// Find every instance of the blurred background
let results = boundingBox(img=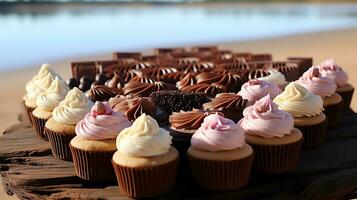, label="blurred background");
[1,0,357,199]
